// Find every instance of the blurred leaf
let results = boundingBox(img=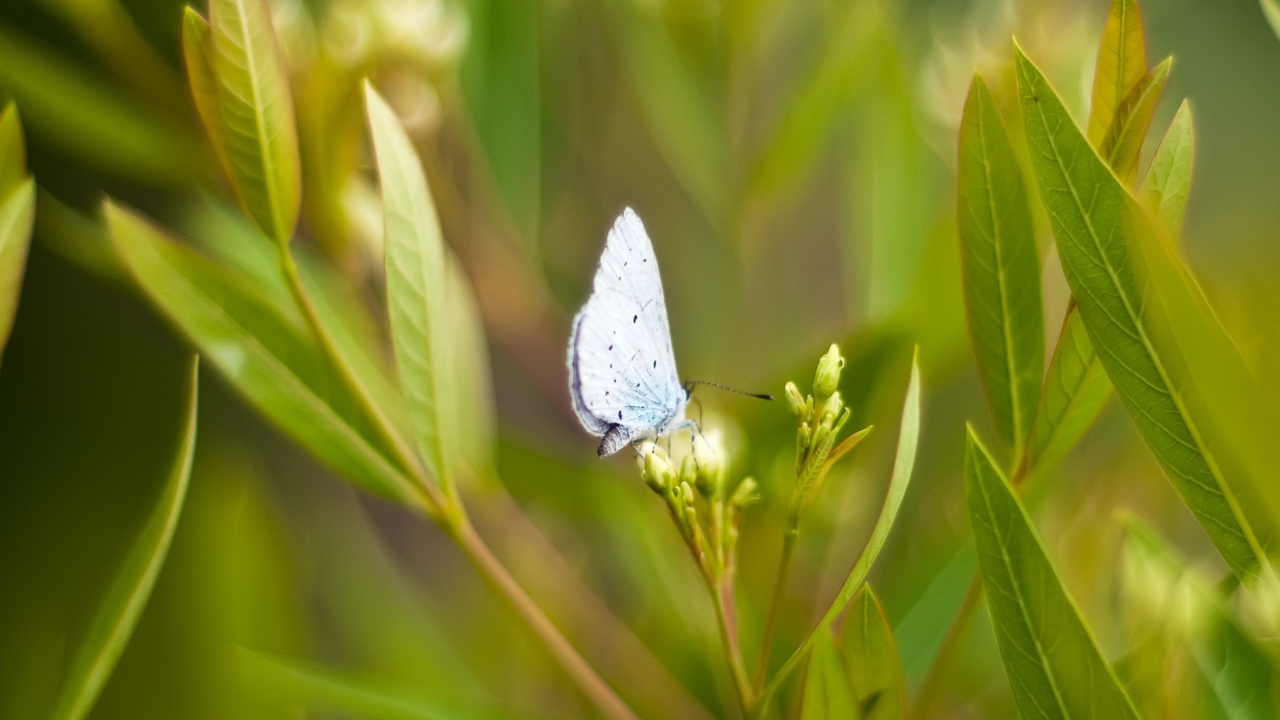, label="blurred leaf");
[238,650,517,720]
[461,0,540,247]
[614,3,726,222]
[1024,307,1111,478]
[801,631,858,720]
[1139,100,1194,239]
[0,103,24,200]
[1263,0,1280,41]
[183,8,234,185]
[957,75,1044,457]
[106,201,421,504]
[1014,45,1266,582]
[34,189,125,282]
[0,24,197,185]
[838,587,905,720]
[1087,0,1146,147]
[0,180,34,368]
[1100,57,1171,184]
[445,255,496,480]
[366,83,453,489]
[207,0,301,243]
[49,357,199,720]
[964,427,1141,720]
